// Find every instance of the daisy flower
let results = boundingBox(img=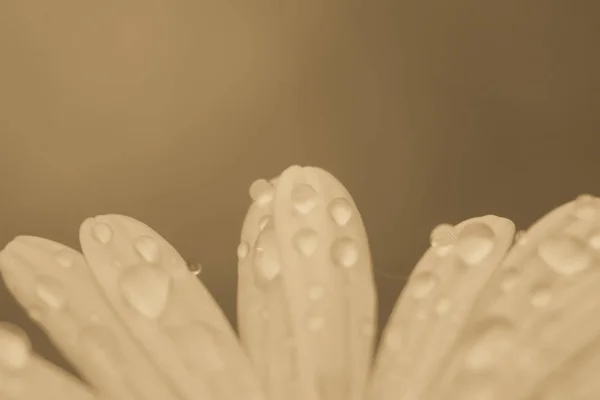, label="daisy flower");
[0,165,598,400]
